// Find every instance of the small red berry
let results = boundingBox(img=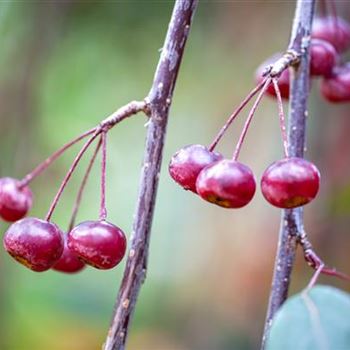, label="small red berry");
[255,54,290,99]
[0,177,32,222]
[67,220,126,270]
[320,64,350,103]
[312,16,350,53]
[53,236,85,274]
[310,39,337,77]
[261,157,320,209]
[3,217,64,272]
[196,159,256,208]
[169,144,223,193]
